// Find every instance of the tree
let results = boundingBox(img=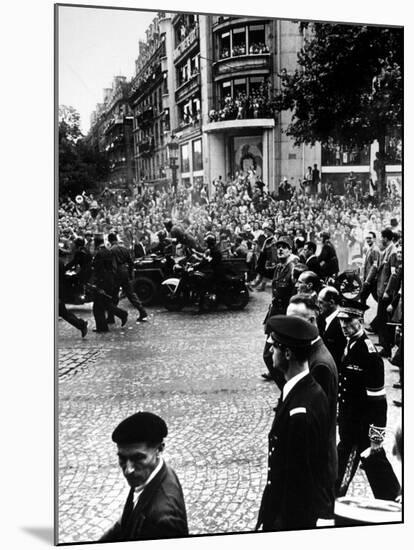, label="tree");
[275,23,403,198]
[59,105,109,196]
